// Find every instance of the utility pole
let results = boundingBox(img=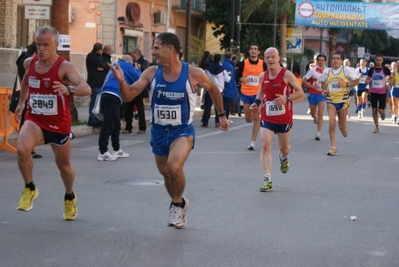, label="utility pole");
[184,0,191,63]
[237,0,241,53]
[273,0,278,47]
[230,0,235,52]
